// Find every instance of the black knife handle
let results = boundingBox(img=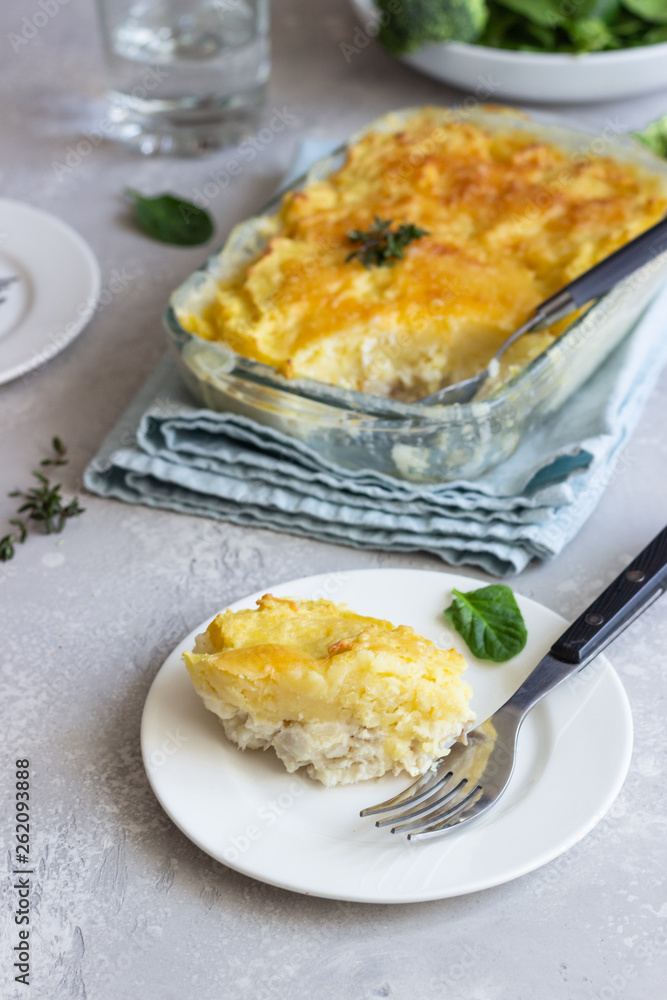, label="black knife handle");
[564,216,667,307]
[551,525,667,665]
